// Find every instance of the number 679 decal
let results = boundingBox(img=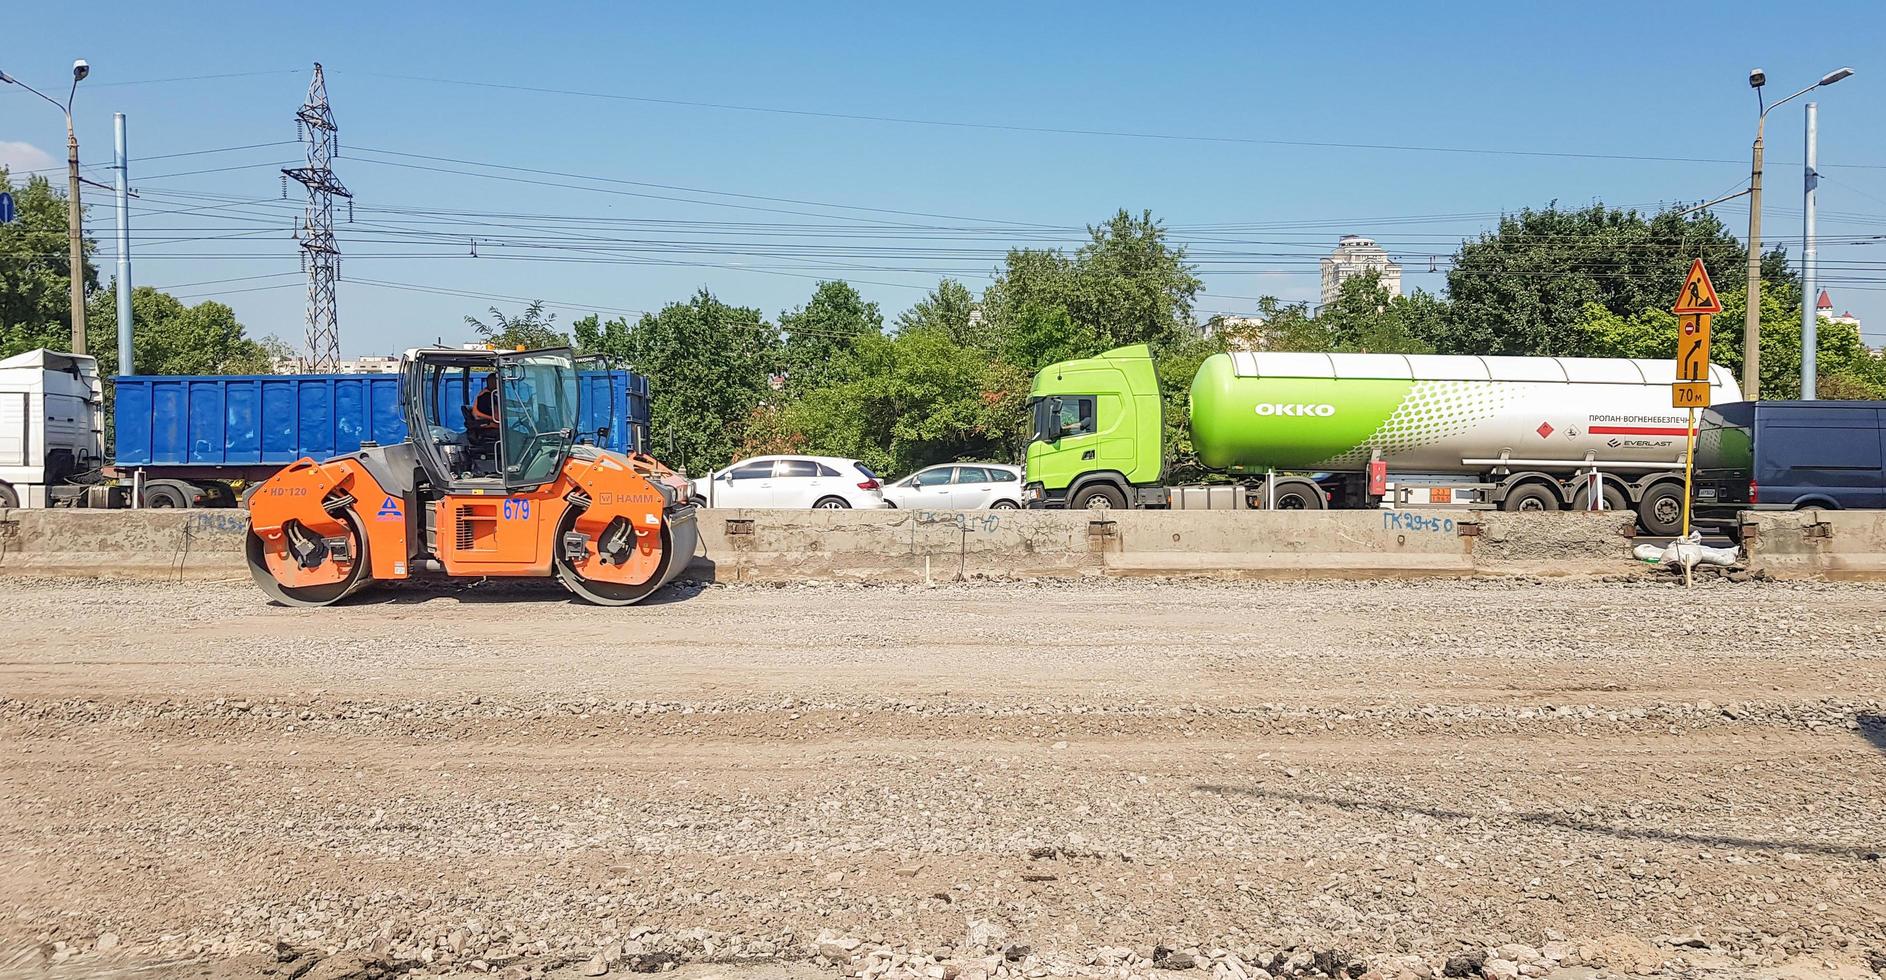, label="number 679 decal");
[502,498,532,520]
